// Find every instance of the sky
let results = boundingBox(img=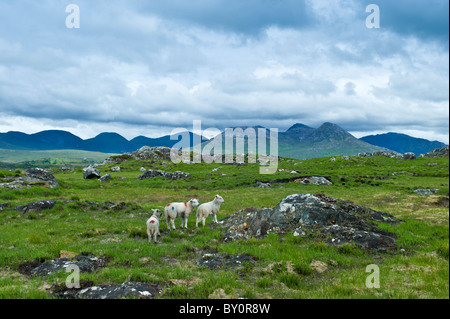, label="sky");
[0,0,448,143]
